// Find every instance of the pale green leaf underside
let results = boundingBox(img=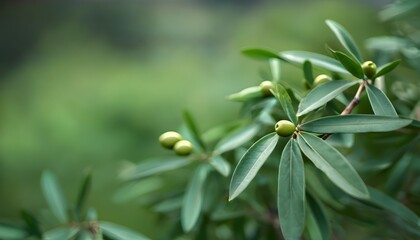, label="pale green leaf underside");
[0,224,27,239]
[120,158,191,181]
[278,139,305,240]
[181,166,209,232]
[297,133,369,199]
[366,84,398,117]
[227,86,264,102]
[100,221,150,240]
[297,80,358,116]
[41,171,68,223]
[214,124,260,154]
[43,227,79,240]
[300,114,411,133]
[280,51,348,73]
[209,155,231,177]
[229,133,279,201]
[326,19,363,63]
[272,84,298,124]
